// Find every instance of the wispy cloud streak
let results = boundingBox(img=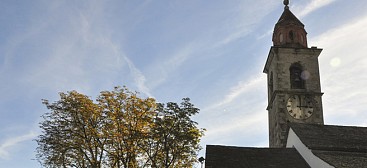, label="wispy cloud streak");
[296,0,337,18]
[214,0,278,47]
[311,14,367,125]
[123,55,152,97]
[0,132,36,159]
[204,74,265,111]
